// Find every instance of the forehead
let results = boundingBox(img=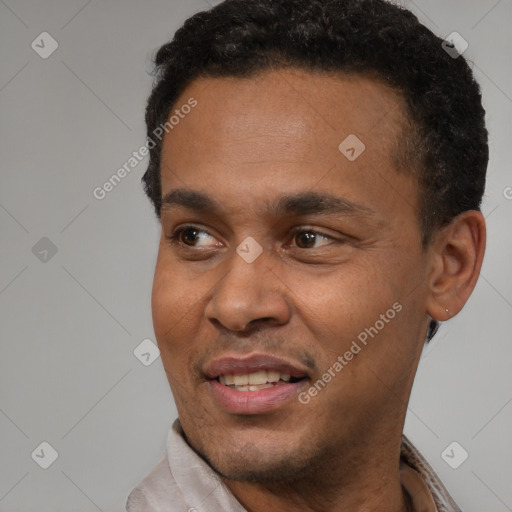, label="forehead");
[159,68,416,221]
